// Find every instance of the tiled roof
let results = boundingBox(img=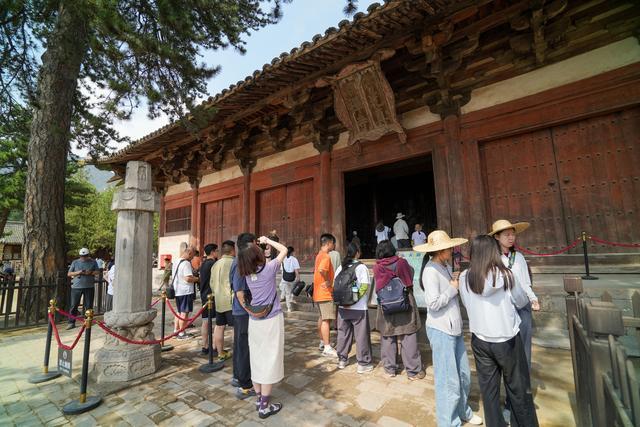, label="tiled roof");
[100,0,444,163]
[1,221,23,245]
